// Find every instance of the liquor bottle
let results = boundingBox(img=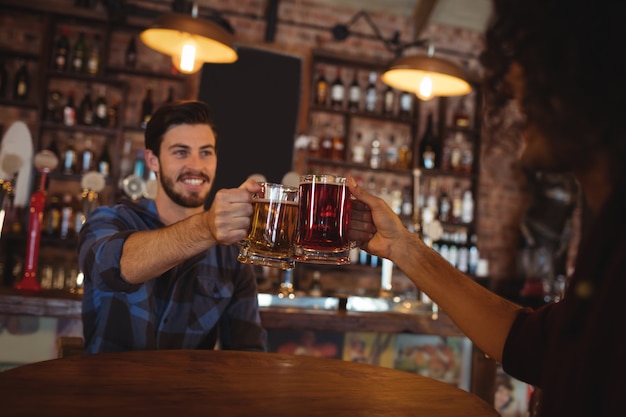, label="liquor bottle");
[330,68,345,109]
[63,136,78,175]
[79,136,95,174]
[351,131,366,165]
[94,87,108,127]
[133,149,146,179]
[314,67,328,106]
[63,92,76,126]
[58,193,76,240]
[369,135,382,169]
[87,33,101,75]
[452,96,470,128]
[399,91,413,119]
[78,87,94,126]
[71,31,87,73]
[0,59,7,98]
[418,113,440,169]
[13,61,29,100]
[438,188,451,222]
[140,88,153,128]
[107,99,119,128]
[97,140,112,178]
[308,271,323,297]
[125,36,138,69]
[364,72,378,112]
[347,70,361,112]
[461,189,474,224]
[382,85,395,116]
[330,124,345,161]
[451,182,463,223]
[398,140,412,170]
[54,27,70,71]
[119,139,133,179]
[385,135,399,169]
